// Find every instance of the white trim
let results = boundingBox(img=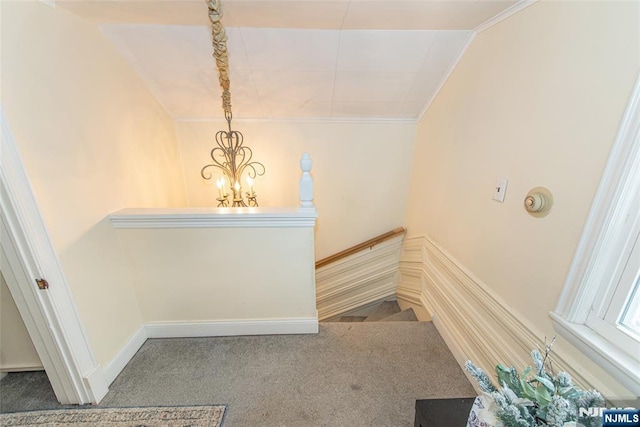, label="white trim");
[318,286,397,321]
[37,0,56,8]
[0,364,44,372]
[173,116,416,125]
[317,268,399,305]
[316,234,404,320]
[396,285,423,308]
[110,207,318,229]
[430,314,483,395]
[416,32,476,123]
[0,109,107,404]
[550,313,640,395]
[474,0,538,34]
[556,73,640,322]
[398,235,627,404]
[551,72,640,395]
[144,317,319,338]
[103,326,148,386]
